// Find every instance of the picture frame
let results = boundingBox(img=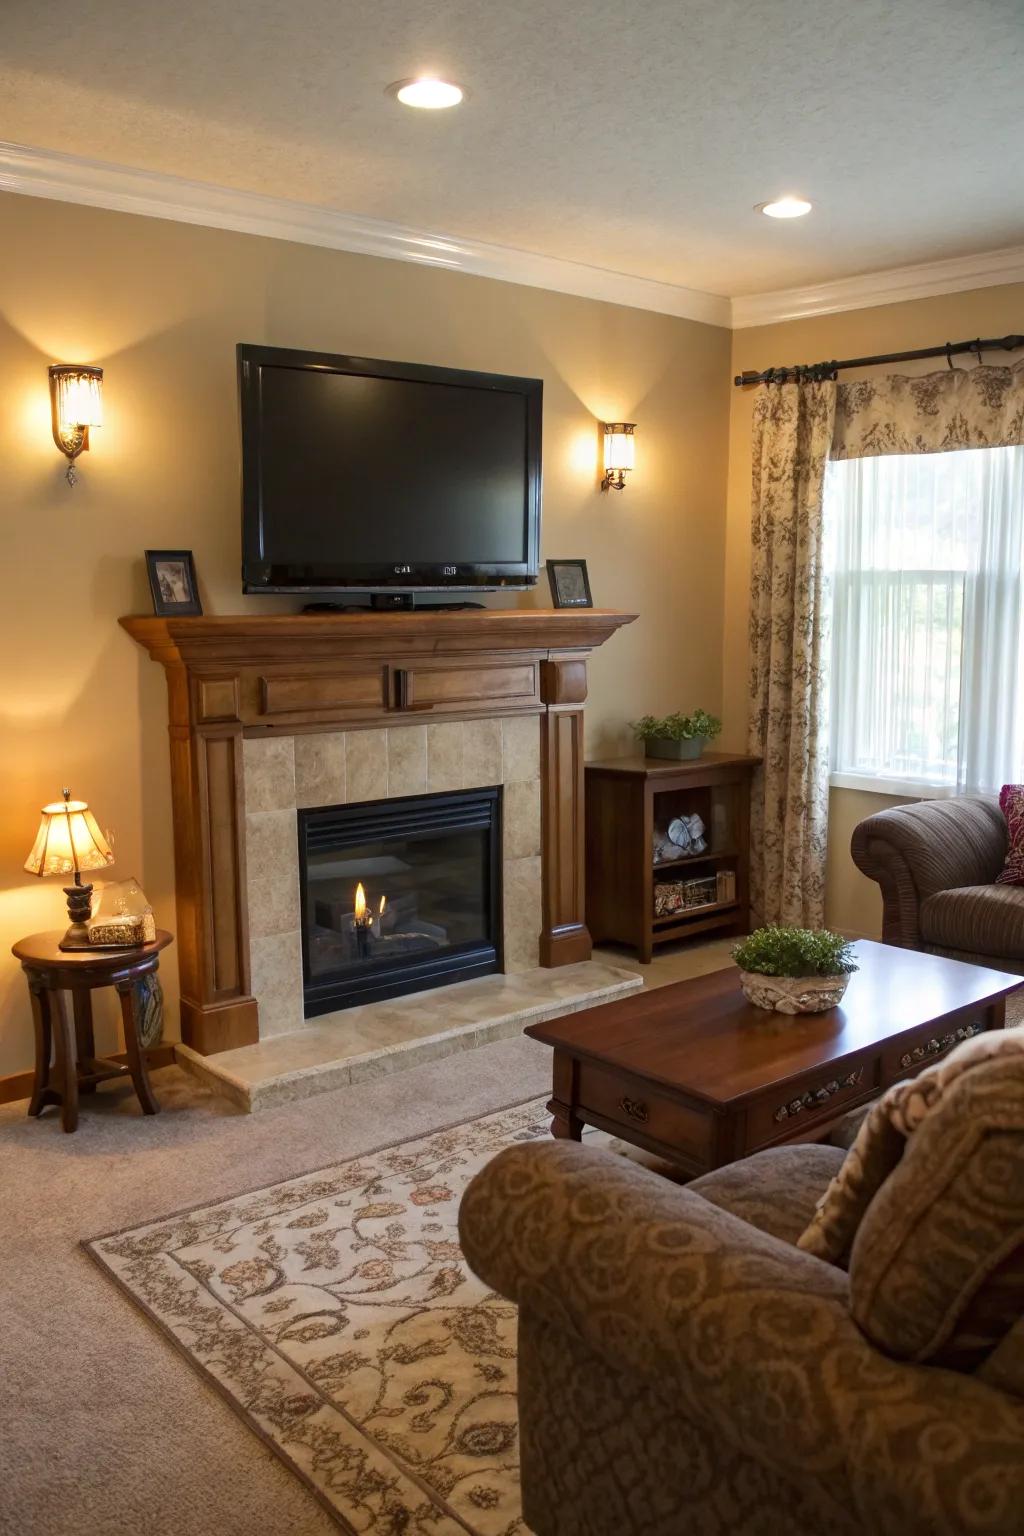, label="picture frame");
[145,550,203,617]
[546,559,593,610]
